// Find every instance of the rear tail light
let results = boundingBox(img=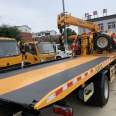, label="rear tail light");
[53,105,73,116]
